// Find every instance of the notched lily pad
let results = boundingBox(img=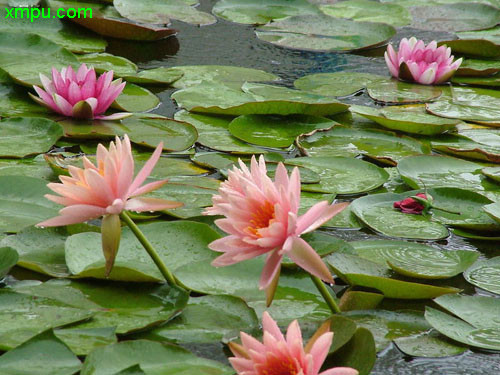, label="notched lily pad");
[463,256,500,295]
